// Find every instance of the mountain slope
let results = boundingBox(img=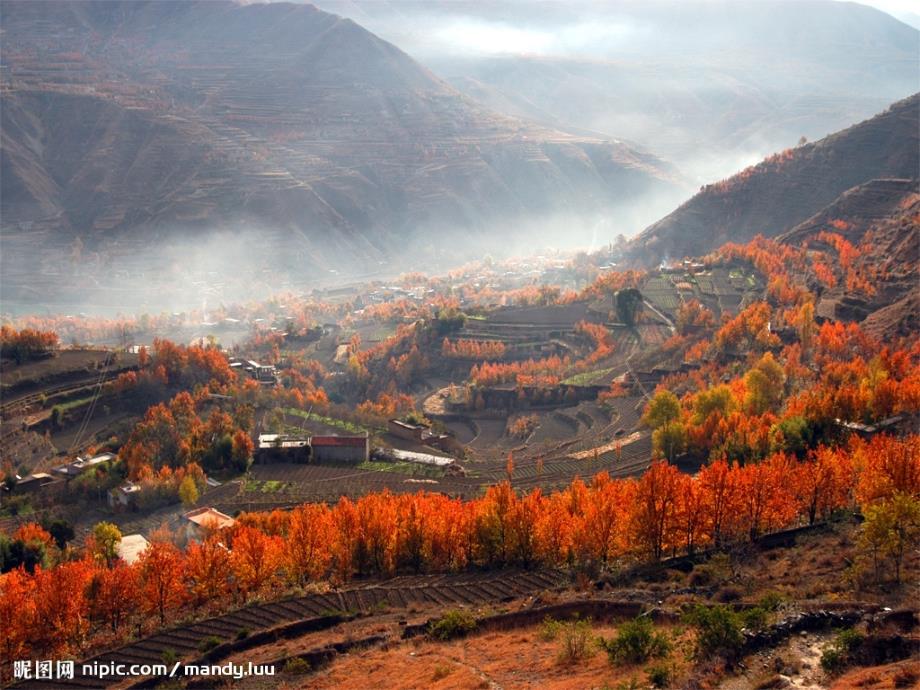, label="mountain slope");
[626,95,919,266]
[0,0,683,306]
[778,178,919,338]
[314,0,919,183]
